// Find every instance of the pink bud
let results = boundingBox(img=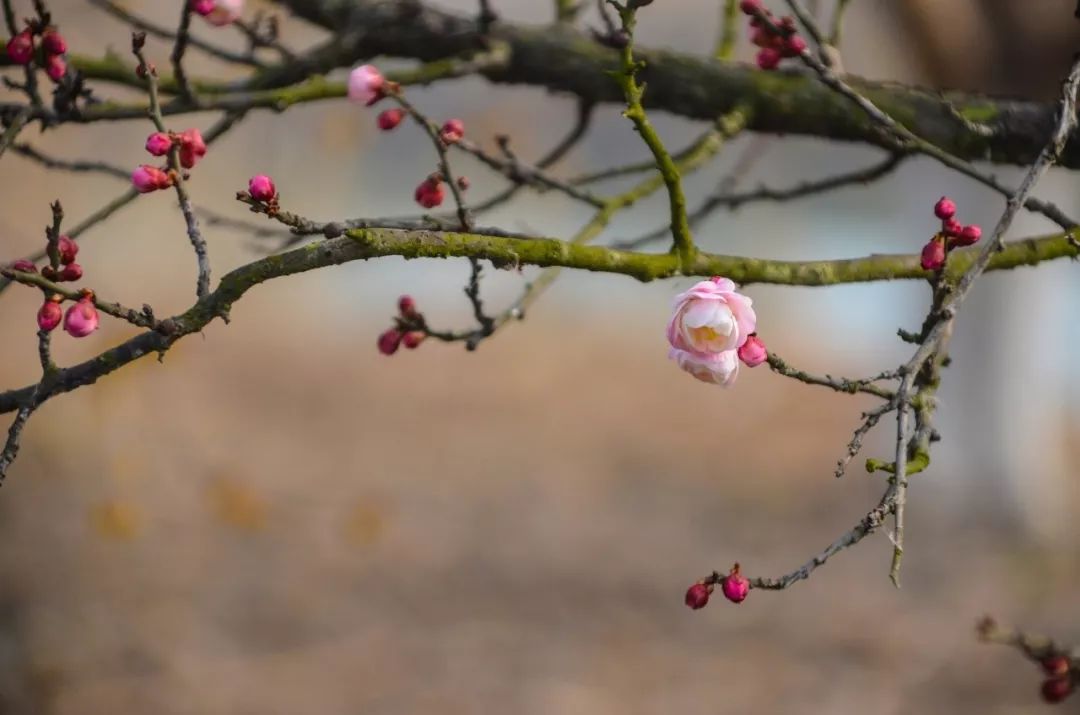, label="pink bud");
[57,235,78,265]
[398,294,417,317]
[1043,656,1071,678]
[145,132,173,156]
[59,263,82,282]
[414,178,445,209]
[41,266,57,281]
[178,128,207,169]
[41,29,66,56]
[739,0,762,13]
[348,64,385,106]
[377,108,405,131]
[205,0,243,26]
[756,46,782,70]
[684,582,711,610]
[737,334,768,367]
[1041,677,1074,704]
[402,331,425,349]
[750,26,777,48]
[6,30,33,65]
[721,564,750,604]
[933,196,957,221]
[782,35,807,57]
[37,299,62,332]
[941,217,962,237]
[952,224,981,247]
[439,118,465,145]
[63,296,99,338]
[920,237,946,271]
[9,259,36,273]
[189,0,215,15]
[44,54,66,82]
[132,165,171,193]
[456,176,470,191]
[377,328,403,355]
[248,174,277,202]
